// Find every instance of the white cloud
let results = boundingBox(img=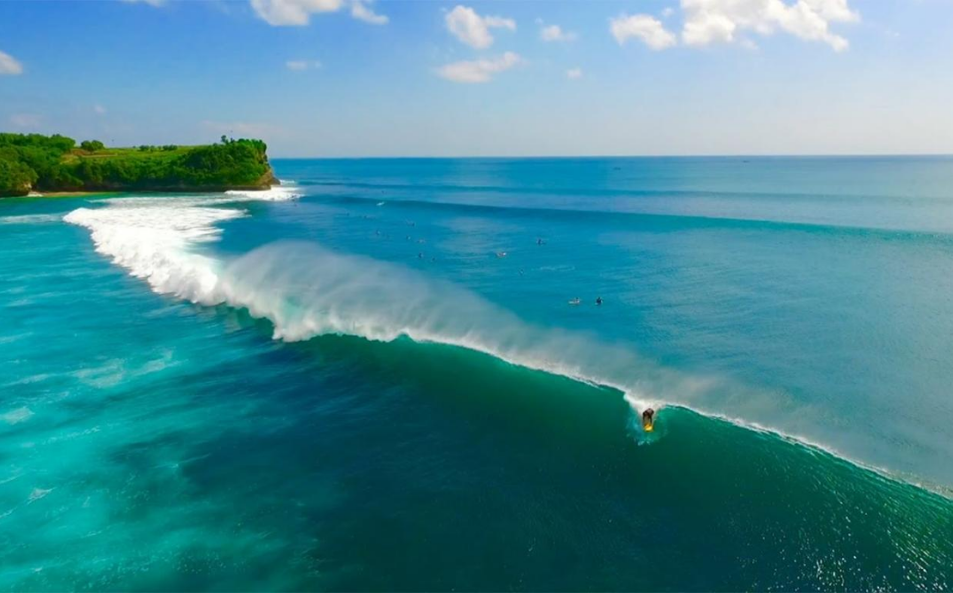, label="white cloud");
[540,23,577,42]
[437,51,521,84]
[681,0,859,52]
[445,5,515,49]
[662,7,675,18]
[94,104,107,115]
[250,0,388,26]
[120,0,166,6]
[0,50,23,75]
[610,14,677,50]
[566,68,583,79]
[286,59,322,70]
[10,114,41,129]
[351,0,388,24]
[250,0,342,25]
